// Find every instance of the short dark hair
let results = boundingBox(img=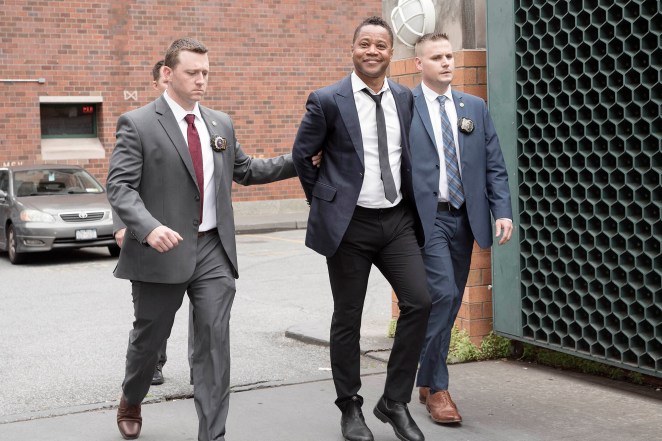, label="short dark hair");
[414,32,451,56]
[152,60,164,81]
[164,37,208,70]
[352,16,394,46]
